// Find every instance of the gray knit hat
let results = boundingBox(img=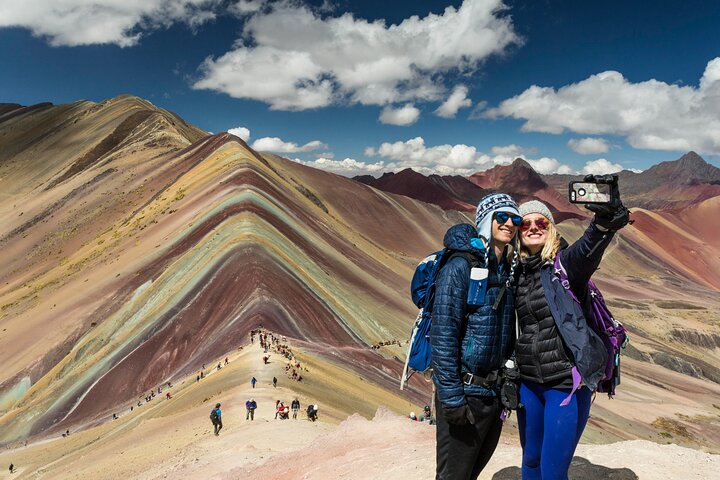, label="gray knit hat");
[475,193,520,242]
[518,200,555,224]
